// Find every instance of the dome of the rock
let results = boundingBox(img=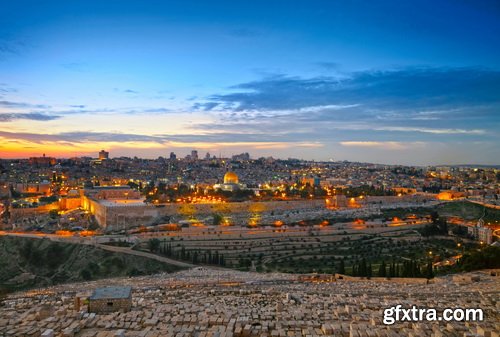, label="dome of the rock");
[223,171,239,184]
